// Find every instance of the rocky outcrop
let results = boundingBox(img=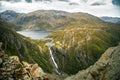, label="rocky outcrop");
[65,43,120,80]
[0,43,48,80]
